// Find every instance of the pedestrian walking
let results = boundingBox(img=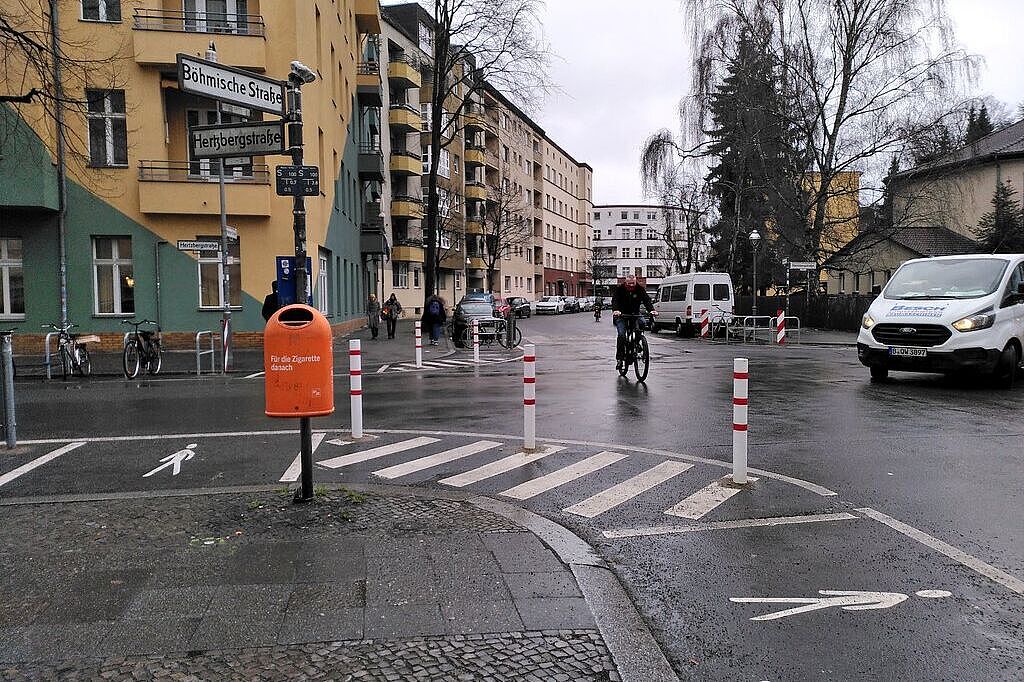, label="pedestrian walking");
[366,294,381,340]
[422,295,446,346]
[261,281,281,322]
[382,293,403,339]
